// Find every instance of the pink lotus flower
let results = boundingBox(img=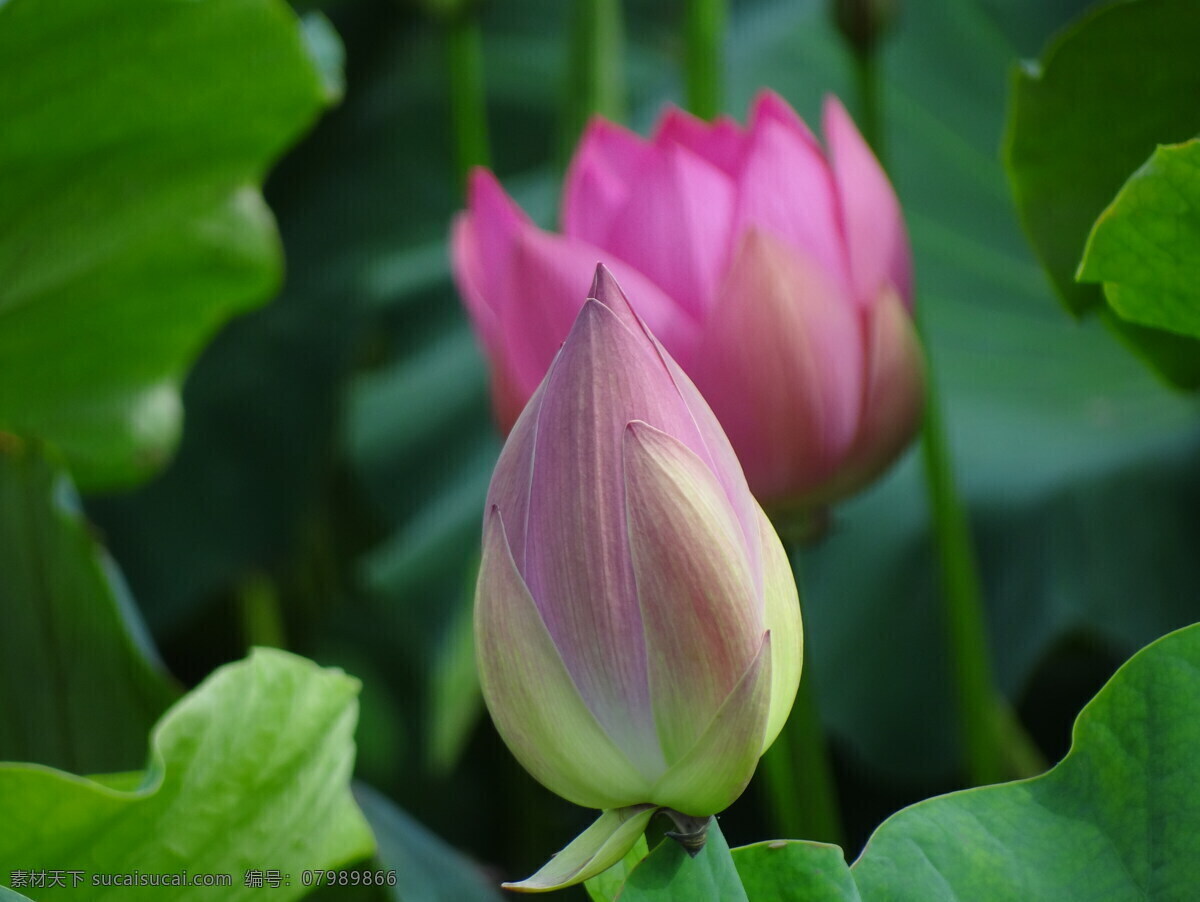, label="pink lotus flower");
[477,267,802,890]
[452,91,924,510]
